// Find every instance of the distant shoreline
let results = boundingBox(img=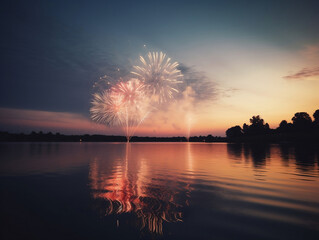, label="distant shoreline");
[0,131,226,143]
[2,131,319,143]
